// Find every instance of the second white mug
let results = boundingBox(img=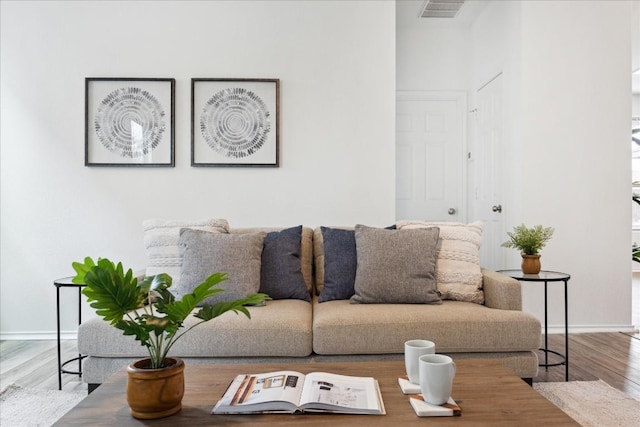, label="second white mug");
[419,353,456,405]
[404,339,435,384]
